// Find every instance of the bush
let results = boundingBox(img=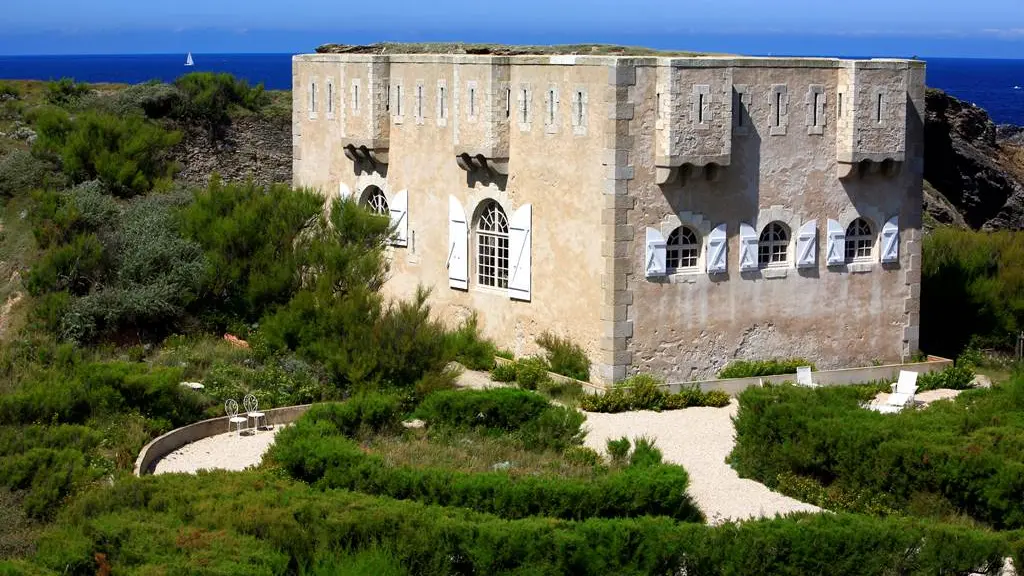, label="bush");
[730,377,1024,528]
[32,107,181,197]
[0,150,56,197]
[110,82,185,119]
[718,358,815,378]
[629,436,663,468]
[414,388,550,433]
[270,422,702,522]
[580,374,731,413]
[44,78,90,108]
[300,394,404,439]
[606,437,631,464]
[916,364,976,391]
[26,233,105,296]
[517,404,586,453]
[490,362,517,382]
[536,332,590,381]
[563,446,602,467]
[0,81,20,99]
[444,313,496,370]
[922,227,1024,356]
[513,357,550,390]
[173,72,268,136]
[31,471,1013,575]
